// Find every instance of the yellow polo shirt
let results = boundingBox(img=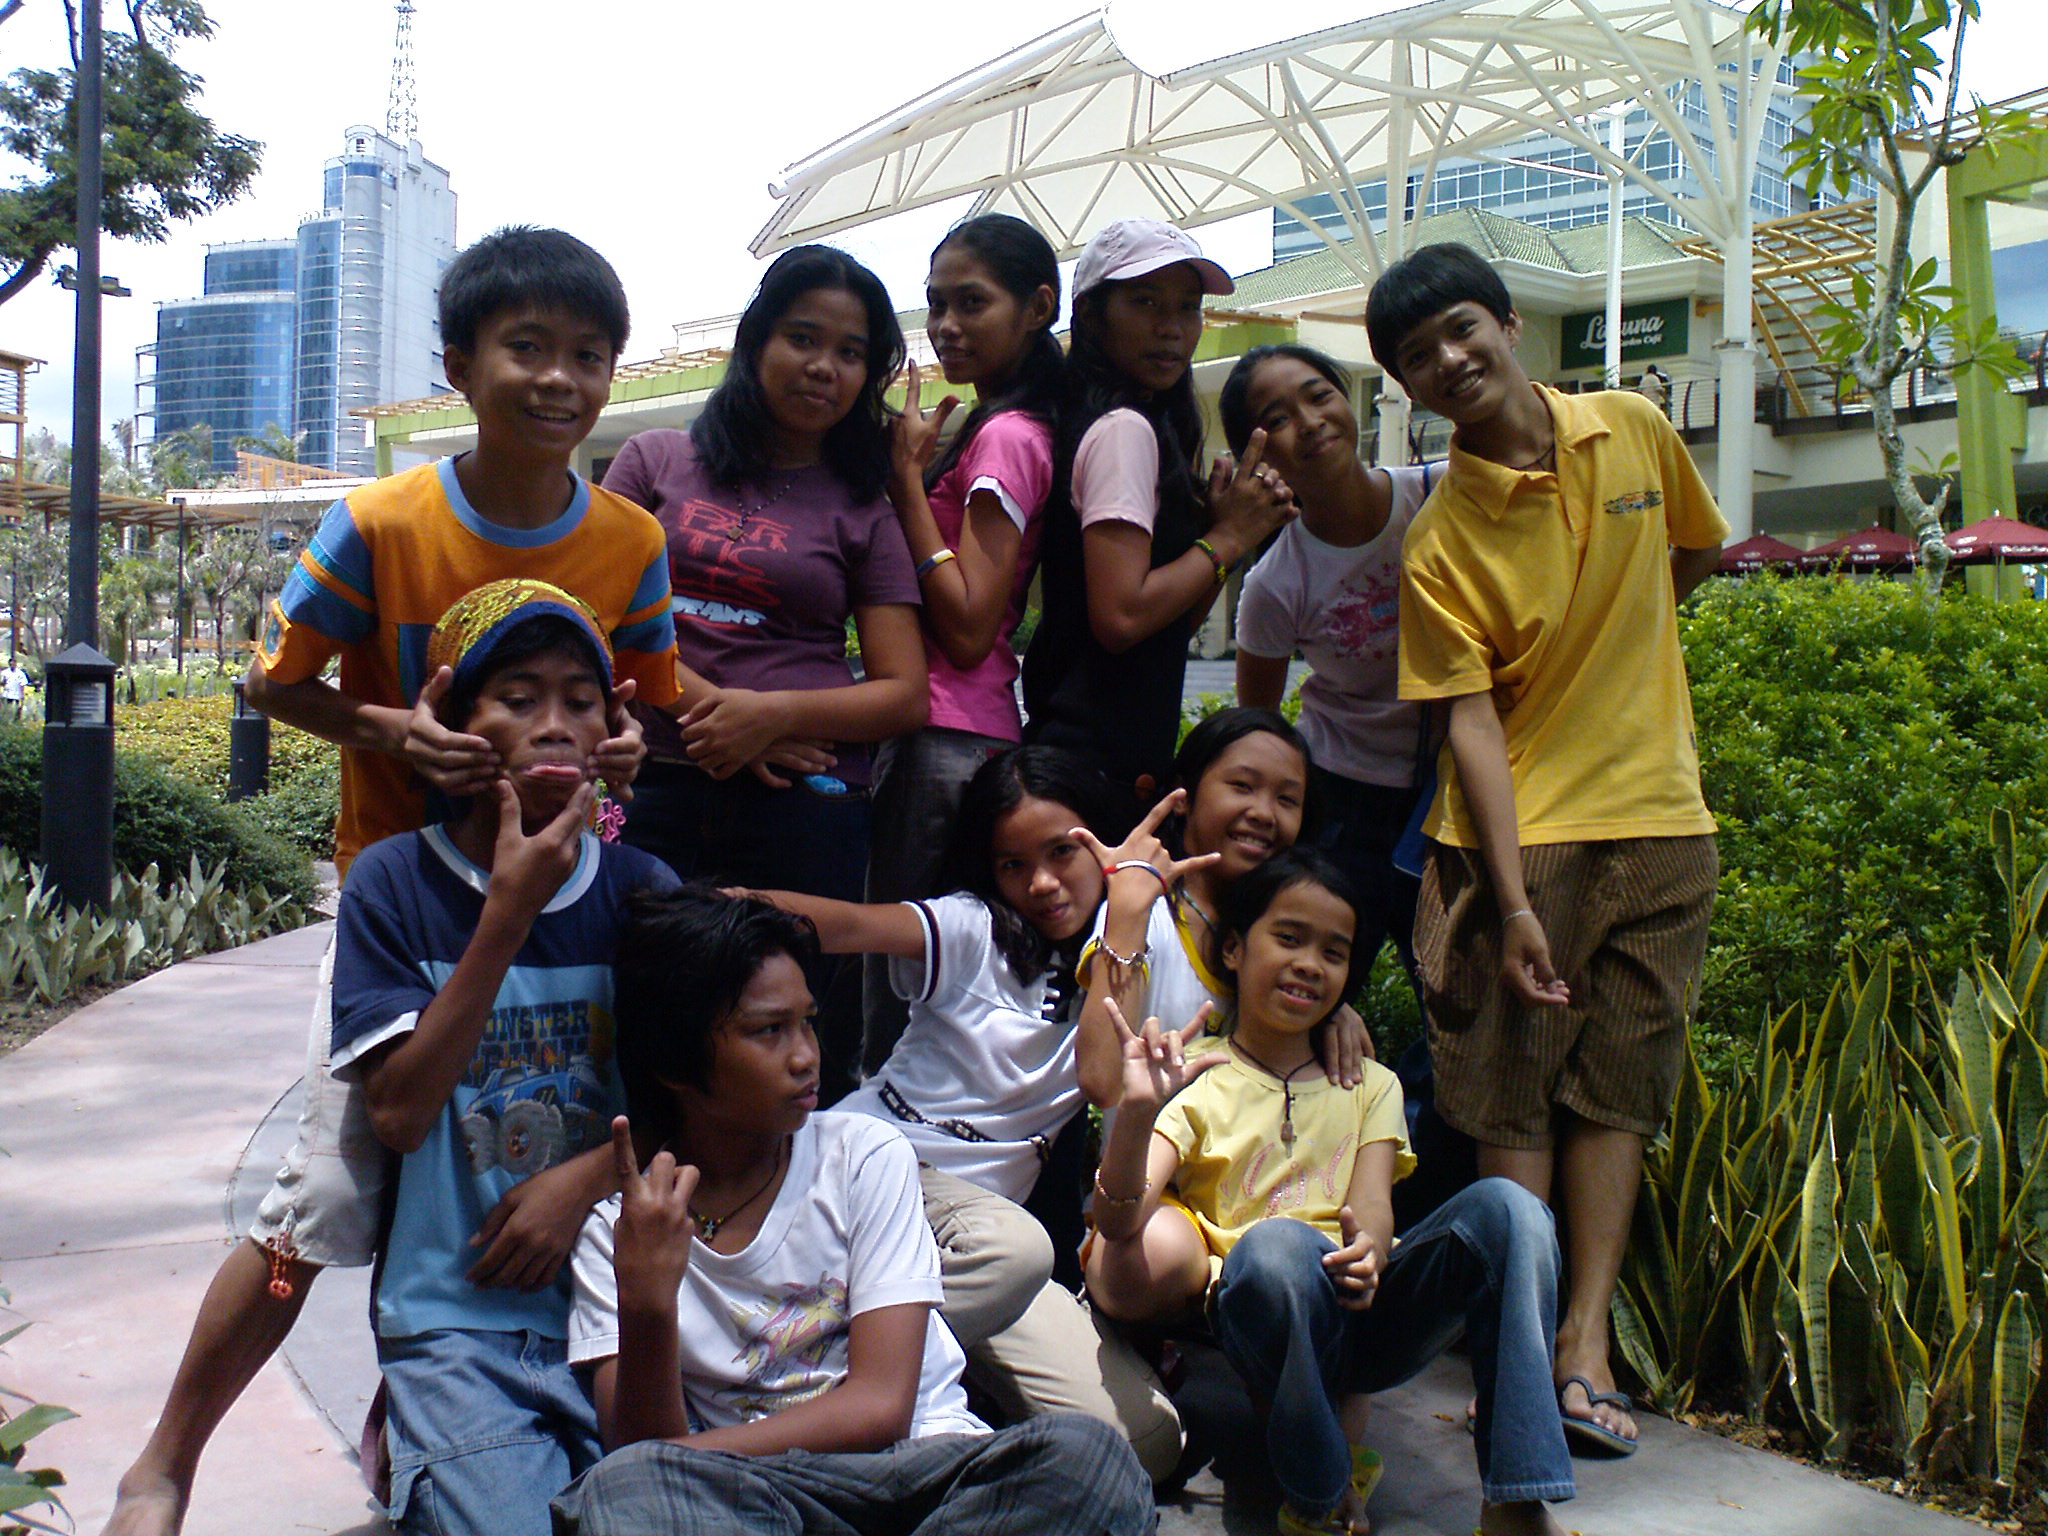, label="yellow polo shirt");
[1397,385,1728,847]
